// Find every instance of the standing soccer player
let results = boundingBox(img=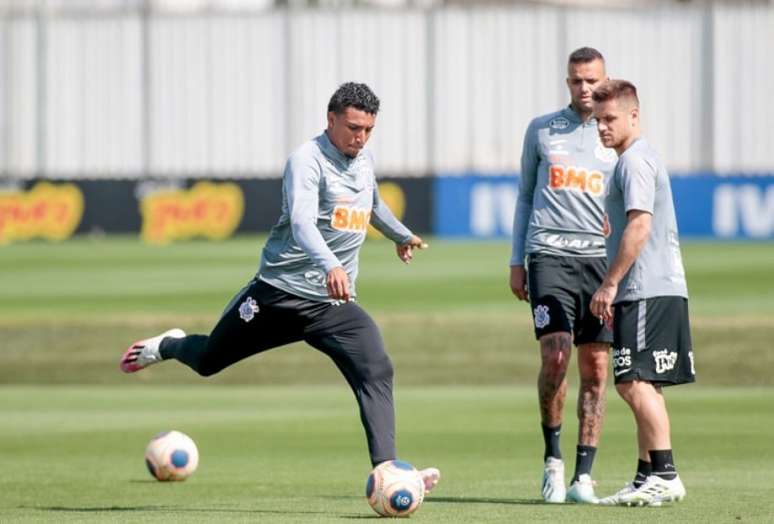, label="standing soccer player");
[590,79,695,506]
[509,47,616,504]
[120,82,440,492]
